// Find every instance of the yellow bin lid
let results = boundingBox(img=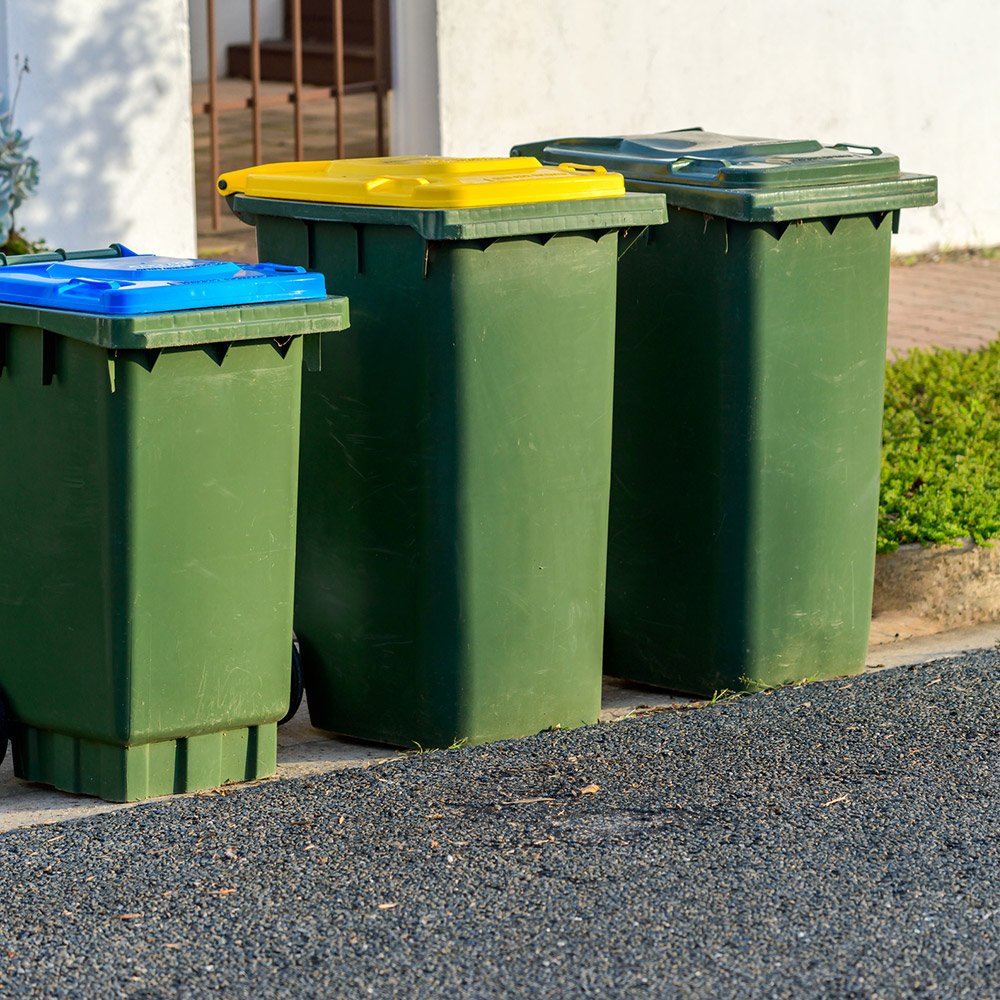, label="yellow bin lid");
[217,156,625,209]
